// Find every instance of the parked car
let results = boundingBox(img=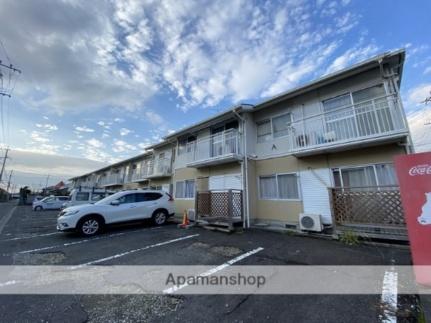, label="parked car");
[33,196,70,211]
[57,190,175,236]
[61,188,115,209]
